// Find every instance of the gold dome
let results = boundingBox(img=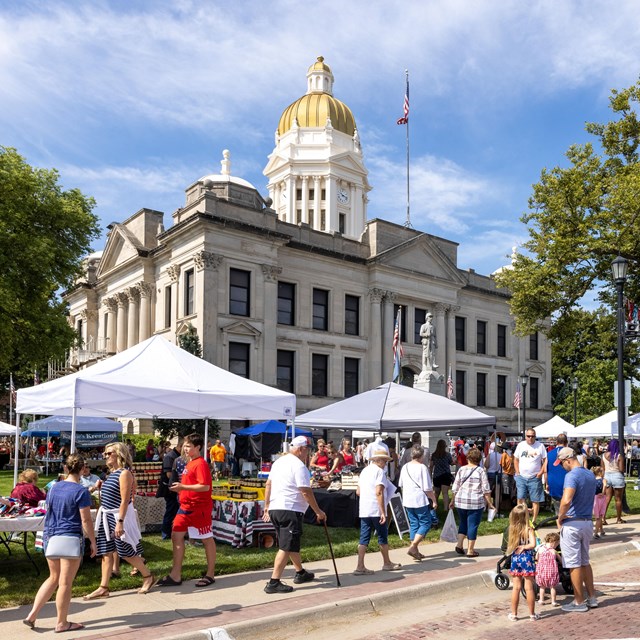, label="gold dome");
[308,55,332,74]
[278,94,356,136]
